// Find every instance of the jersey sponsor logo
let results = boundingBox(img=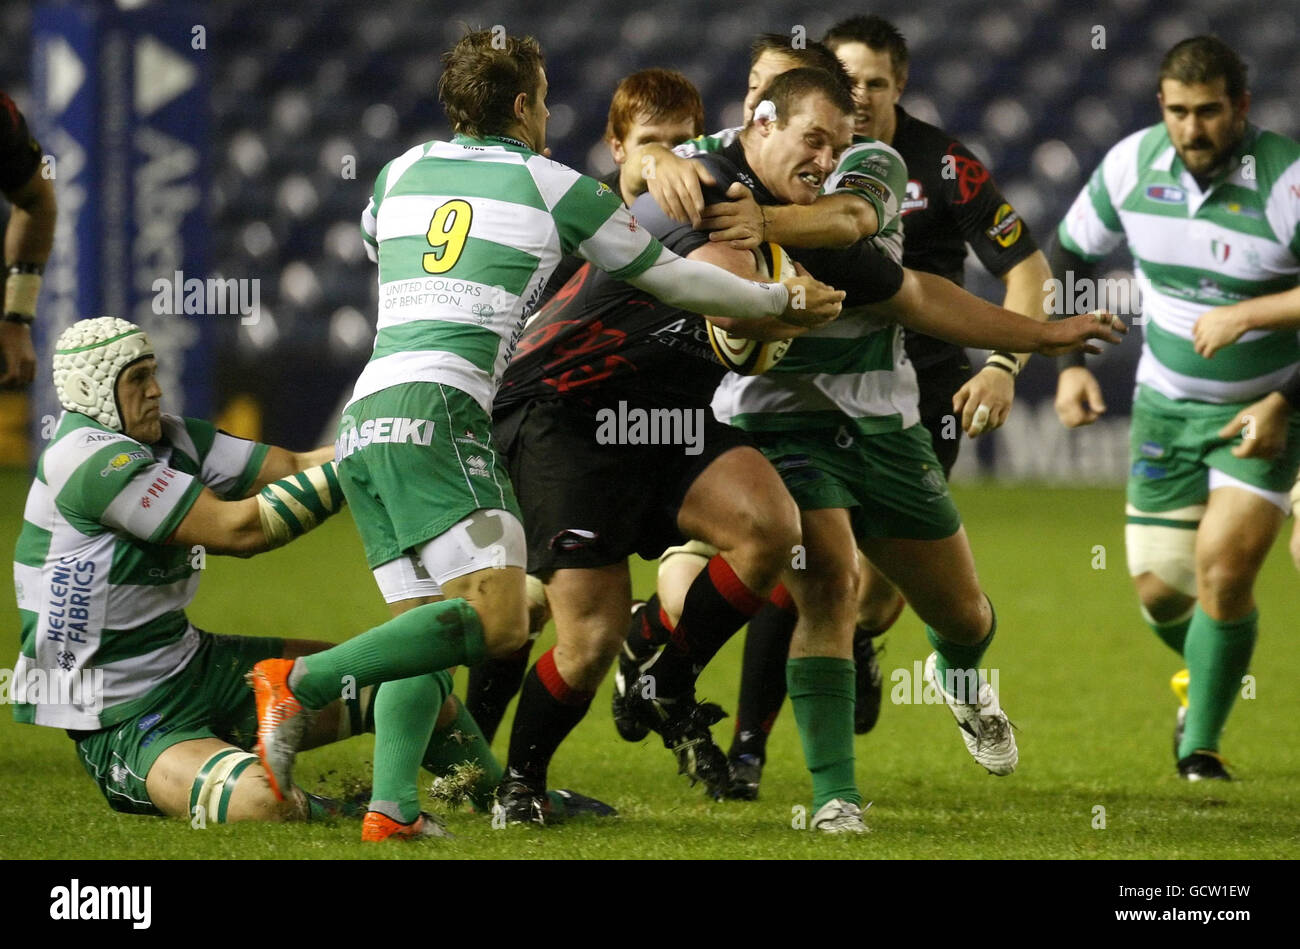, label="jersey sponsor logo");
[985,203,1023,248]
[1139,441,1165,459]
[627,215,638,232]
[79,432,124,446]
[1145,184,1186,204]
[838,173,889,202]
[902,179,928,215]
[947,146,990,204]
[335,416,438,460]
[595,181,613,197]
[465,454,490,478]
[99,449,150,477]
[1224,201,1263,220]
[45,556,95,645]
[138,467,180,509]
